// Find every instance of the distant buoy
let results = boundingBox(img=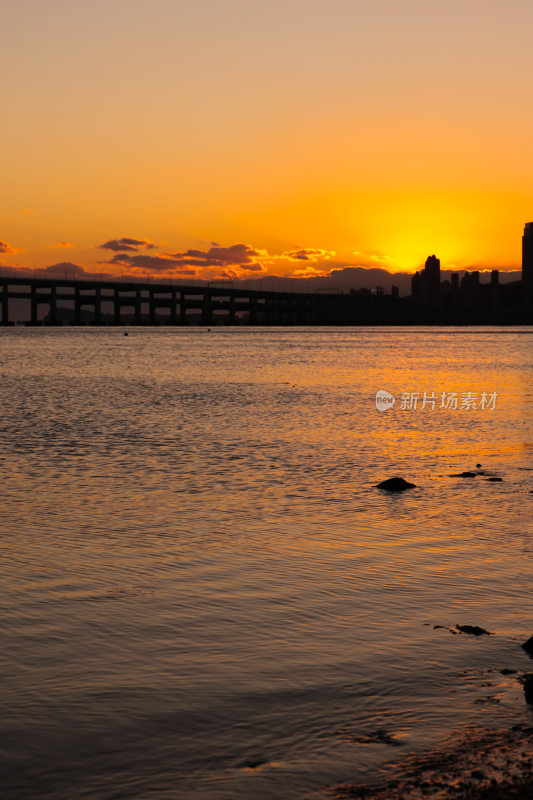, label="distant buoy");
[124,332,128,336]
